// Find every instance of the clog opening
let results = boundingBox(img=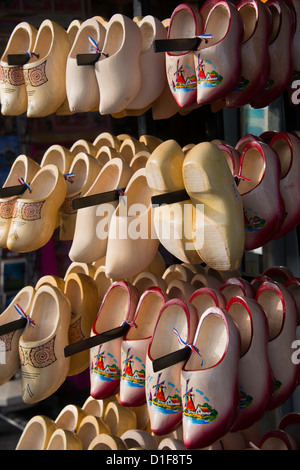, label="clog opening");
[82,398,103,417]
[5,156,27,186]
[55,406,79,431]
[27,167,58,199]
[163,264,191,283]
[239,3,257,43]
[70,25,100,57]
[70,141,96,157]
[190,292,218,316]
[86,158,124,197]
[260,437,289,450]
[268,4,281,43]
[94,269,112,300]
[221,284,244,302]
[150,304,188,358]
[68,157,89,193]
[204,4,230,46]
[238,147,265,194]
[256,289,284,341]
[130,153,149,172]
[121,173,152,212]
[41,146,68,173]
[140,21,155,53]
[169,9,197,54]
[96,147,112,166]
[89,440,116,450]
[12,288,34,319]
[94,285,129,332]
[30,24,53,62]
[191,274,206,289]
[64,276,83,317]
[77,422,98,449]
[285,283,300,324]
[5,25,32,56]
[226,301,252,356]
[22,291,58,341]
[17,420,46,450]
[47,432,65,450]
[166,280,194,301]
[126,291,165,339]
[104,21,123,56]
[187,313,227,370]
[270,138,292,178]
